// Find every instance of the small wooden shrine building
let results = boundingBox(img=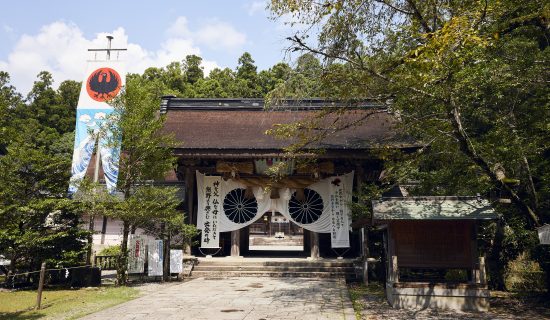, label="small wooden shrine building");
[373,196,497,310]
